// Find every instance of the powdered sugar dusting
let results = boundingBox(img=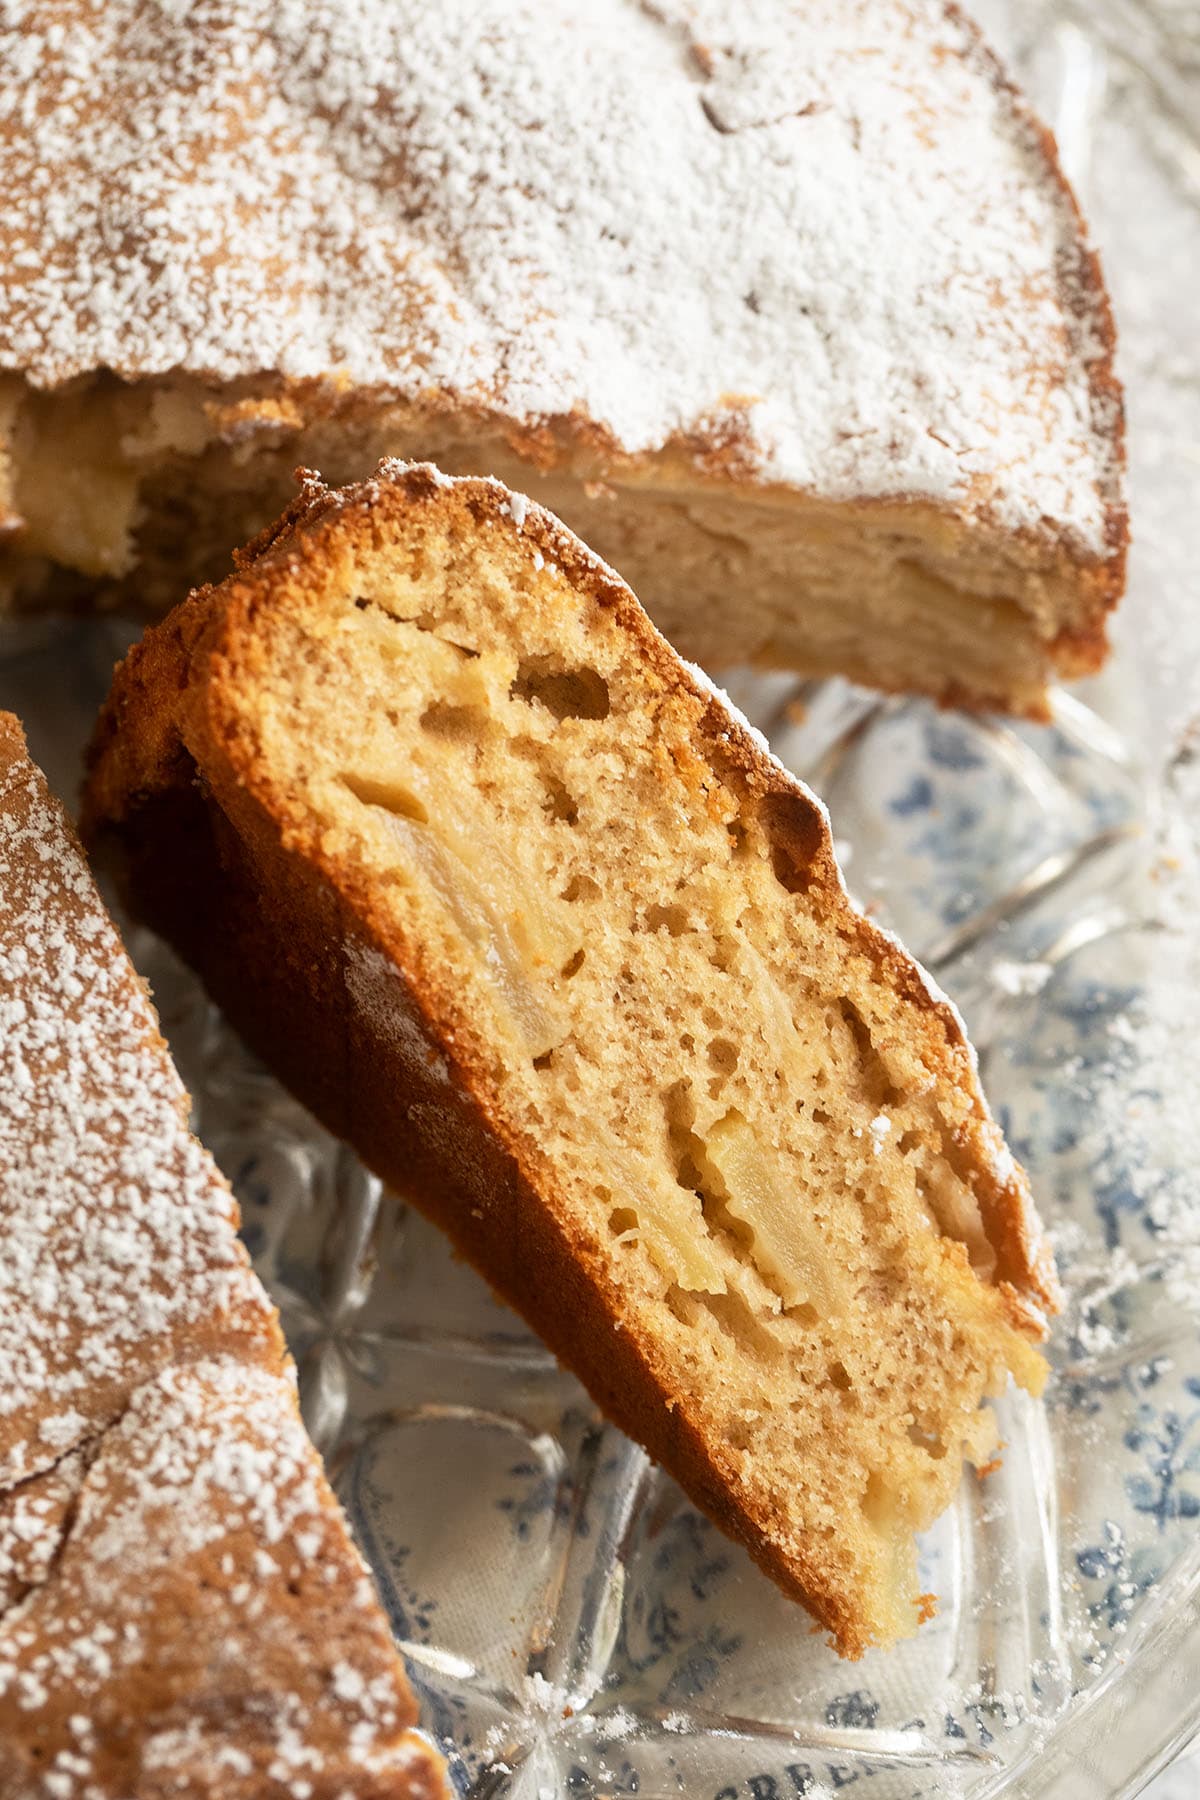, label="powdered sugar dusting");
[0,723,440,1794]
[0,1359,438,1791]
[0,724,273,1490]
[0,0,1116,550]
